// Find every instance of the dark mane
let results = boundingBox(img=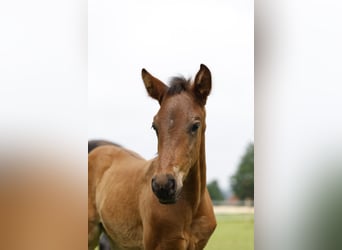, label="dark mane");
[167,76,191,96]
